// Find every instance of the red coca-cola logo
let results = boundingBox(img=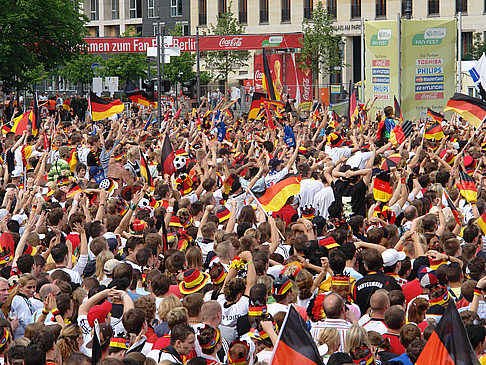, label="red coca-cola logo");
[415,92,444,100]
[254,69,263,82]
[302,77,310,101]
[219,37,243,48]
[372,59,390,67]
